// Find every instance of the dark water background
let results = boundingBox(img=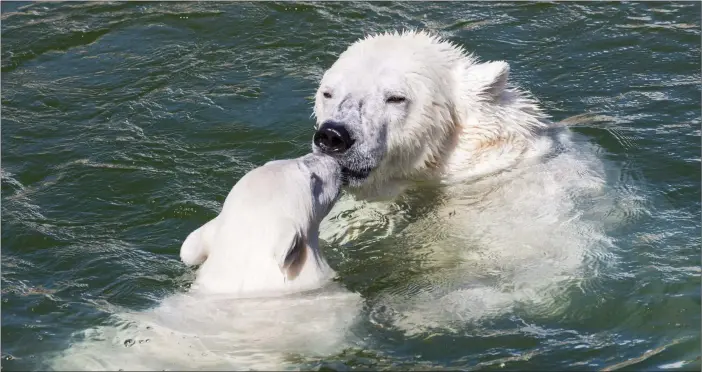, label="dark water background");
[1,1,700,370]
